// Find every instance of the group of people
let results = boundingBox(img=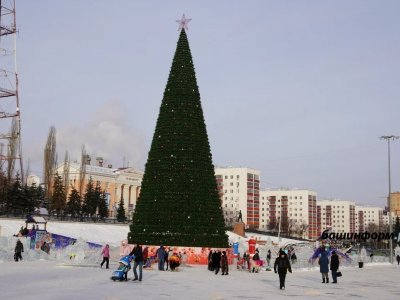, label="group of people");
[102,243,186,282]
[208,250,229,275]
[155,245,182,271]
[318,247,340,284]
